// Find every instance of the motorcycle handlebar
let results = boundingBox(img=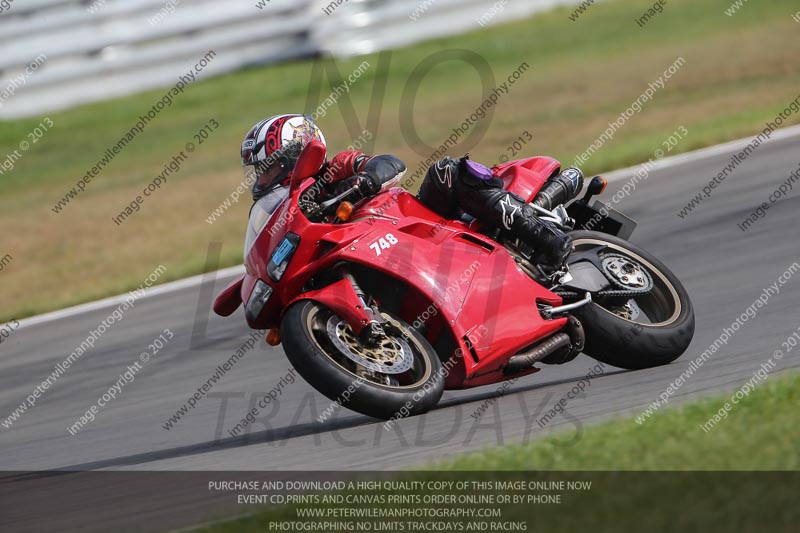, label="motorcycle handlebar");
[299,185,362,221]
[320,184,361,213]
